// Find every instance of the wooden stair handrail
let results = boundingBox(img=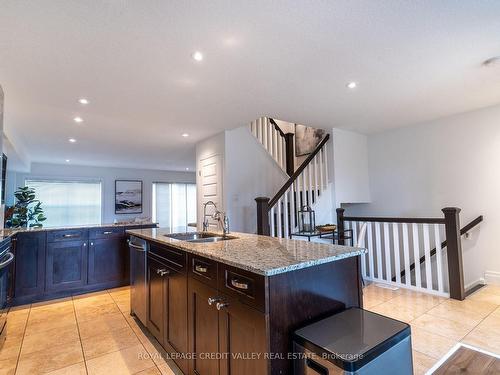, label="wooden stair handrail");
[268,133,330,209]
[268,118,287,138]
[392,215,483,282]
